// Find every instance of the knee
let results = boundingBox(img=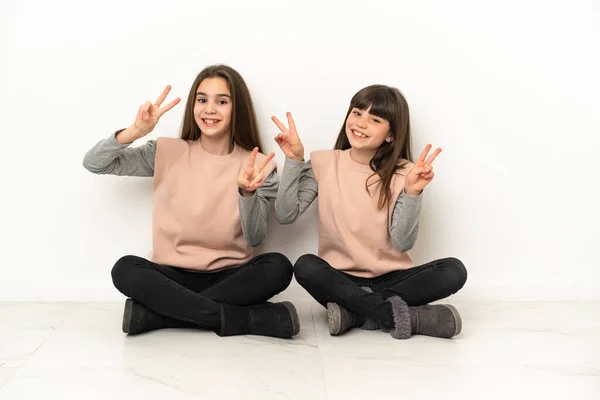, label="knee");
[258,252,293,286]
[293,254,323,284]
[445,257,467,291]
[111,255,142,292]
